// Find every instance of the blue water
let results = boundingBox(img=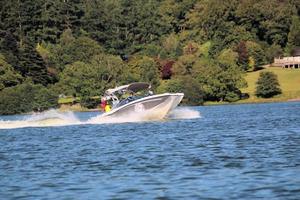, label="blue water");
[0,102,300,199]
